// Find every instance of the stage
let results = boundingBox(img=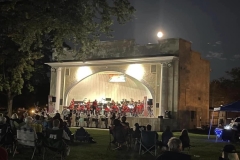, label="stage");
[68,114,178,131]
